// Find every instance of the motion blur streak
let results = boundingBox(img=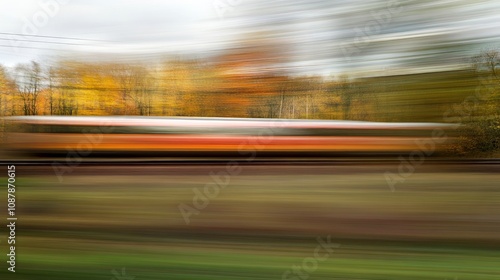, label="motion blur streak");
[4,164,500,279]
[0,0,500,279]
[2,116,456,156]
